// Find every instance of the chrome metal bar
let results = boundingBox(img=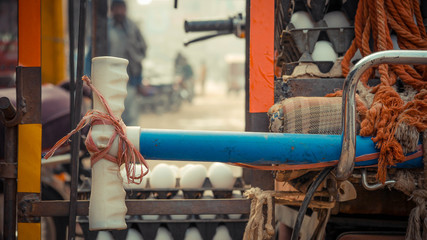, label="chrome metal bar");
[337,50,427,180]
[361,169,396,191]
